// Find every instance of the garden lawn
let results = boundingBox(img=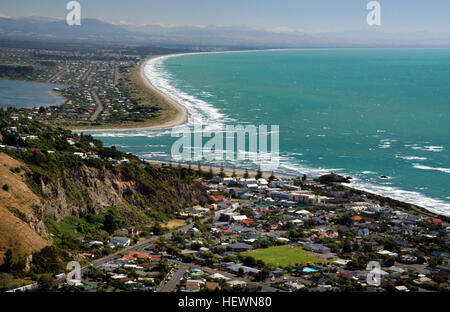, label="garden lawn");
[243,245,333,267]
